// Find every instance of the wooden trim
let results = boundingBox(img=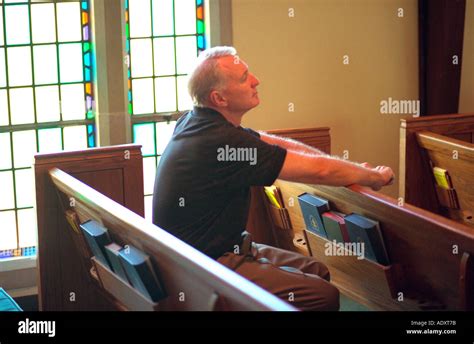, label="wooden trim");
[460,252,474,310]
[266,127,331,154]
[417,131,474,162]
[418,0,466,115]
